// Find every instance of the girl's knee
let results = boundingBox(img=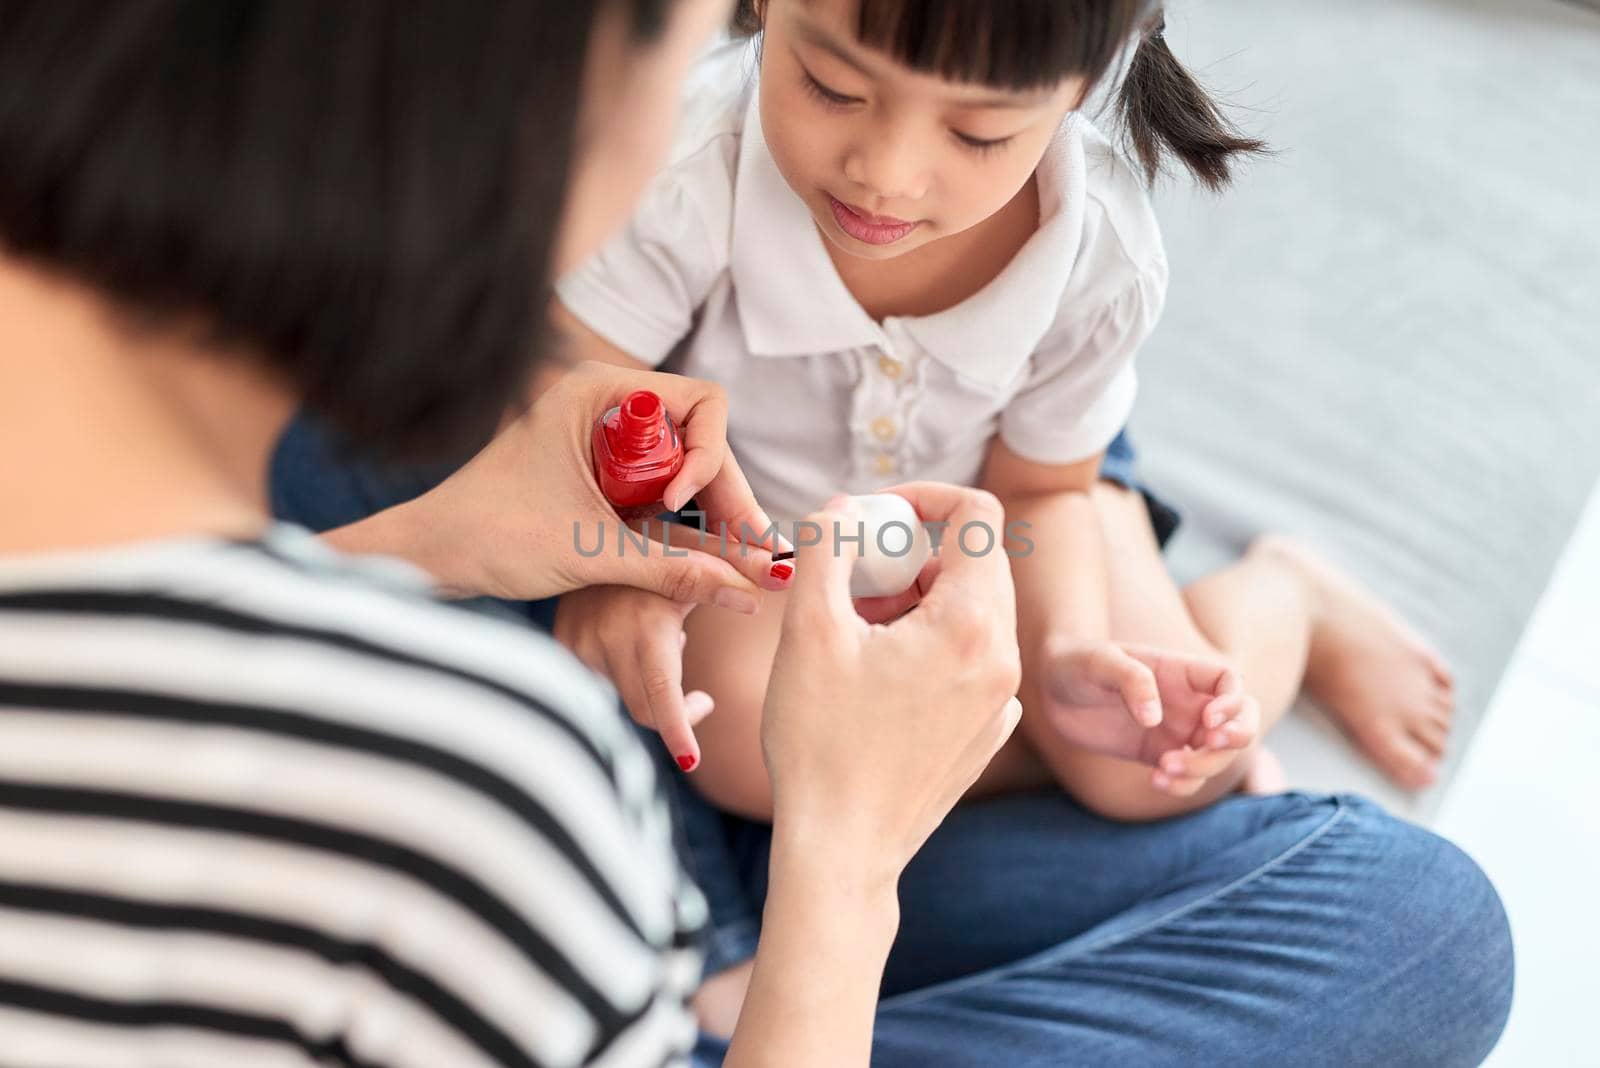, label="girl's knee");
[684,677,774,820]
[688,758,774,822]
